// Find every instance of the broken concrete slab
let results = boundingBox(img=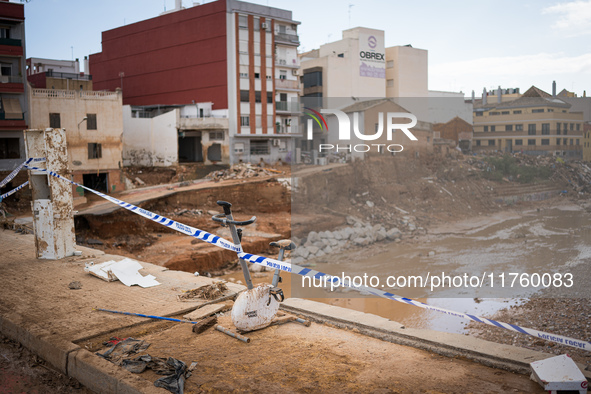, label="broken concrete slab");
[183,304,226,321]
